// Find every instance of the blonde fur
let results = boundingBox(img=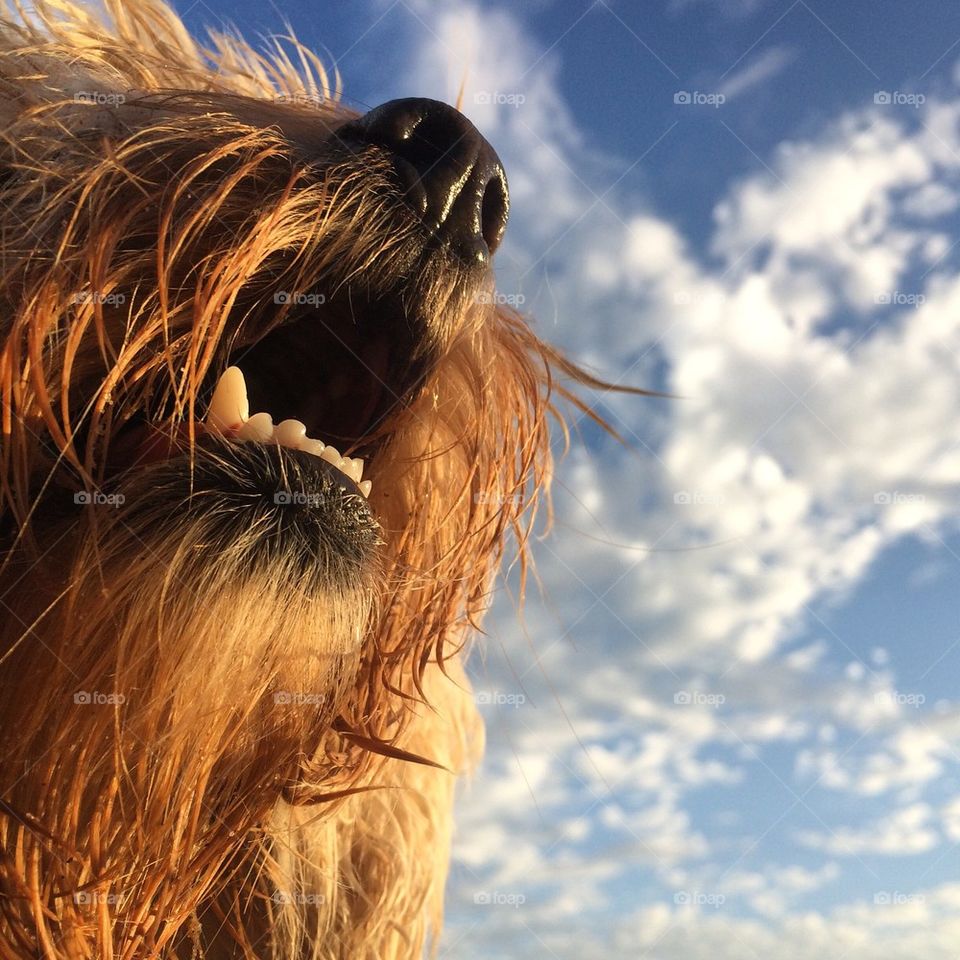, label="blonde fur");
[0,2,633,957]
